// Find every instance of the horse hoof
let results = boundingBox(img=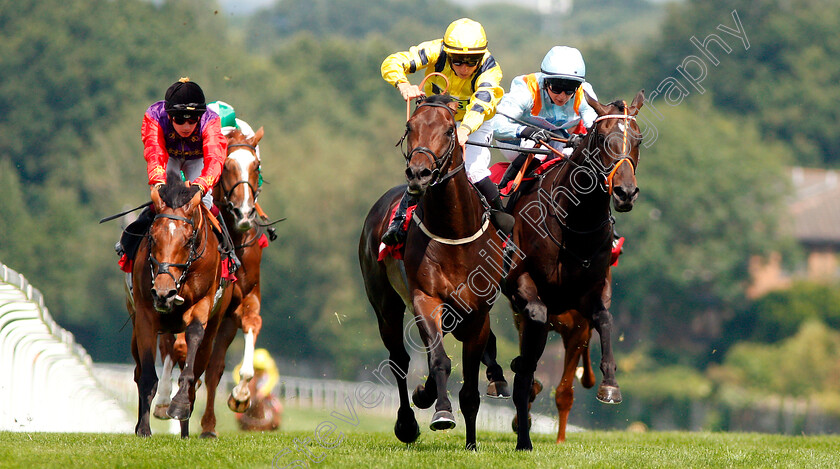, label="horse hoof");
[430,411,456,431]
[465,441,477,451]
[511,414,532,433]
[199,431,218,439]
[516,441,533,451]
[412,384,435,409]
[227,394,251,413]
[153,404,171,420]
[486,380,511,399]
[596,384,622,404]
[135,428,152,438]
[394,409,420,444]
[167,403,191,421]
